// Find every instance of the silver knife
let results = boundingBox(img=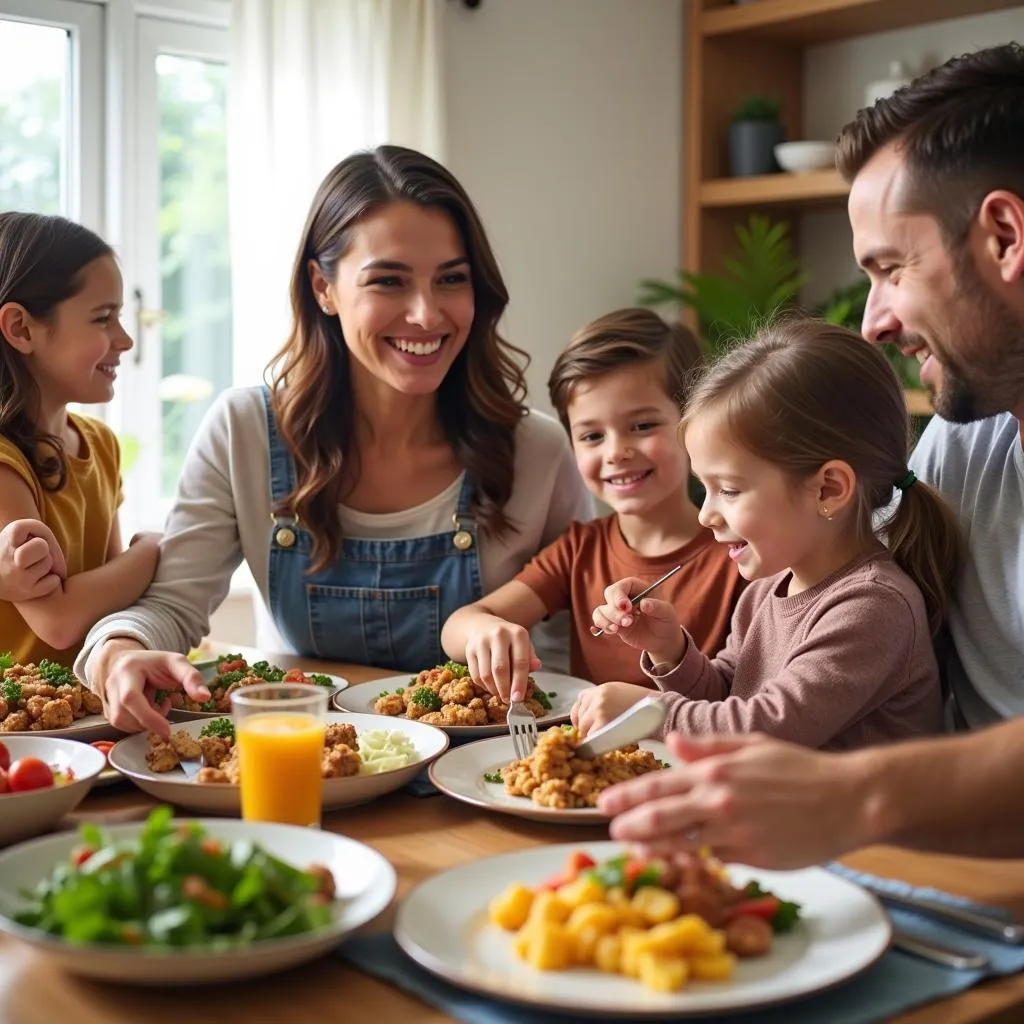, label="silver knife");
[575,697,666,760]
[891,931,990,970]
[863,885,1024,945]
